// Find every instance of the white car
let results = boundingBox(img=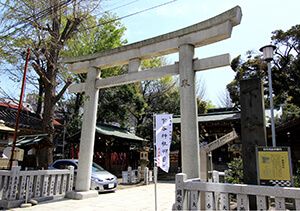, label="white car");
[49,159,117,192]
